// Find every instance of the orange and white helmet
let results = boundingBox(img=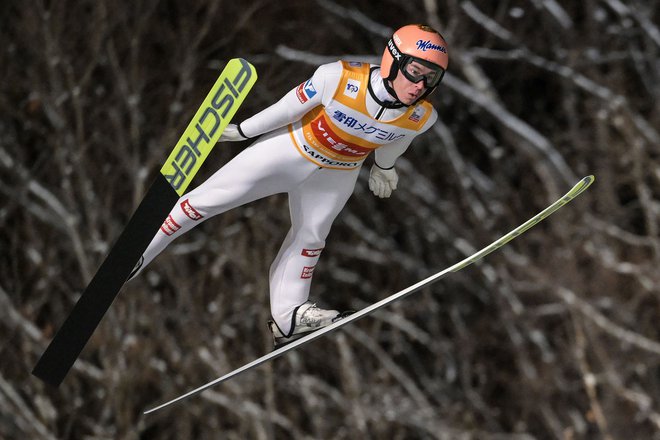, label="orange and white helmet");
[381,24,449,92]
